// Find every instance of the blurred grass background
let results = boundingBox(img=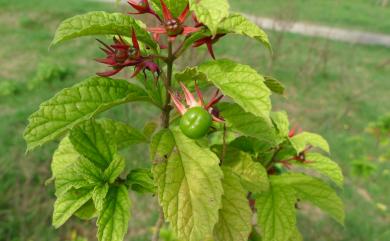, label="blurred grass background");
[0,0,389,240]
